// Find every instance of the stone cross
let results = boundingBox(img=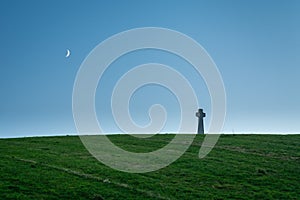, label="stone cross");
[196,108,206,134]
